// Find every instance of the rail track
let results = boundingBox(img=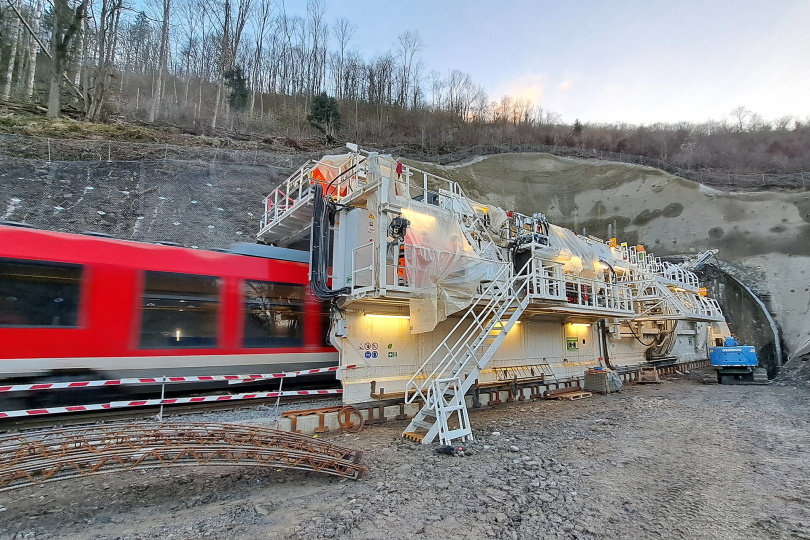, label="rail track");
[0,392,341,433]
